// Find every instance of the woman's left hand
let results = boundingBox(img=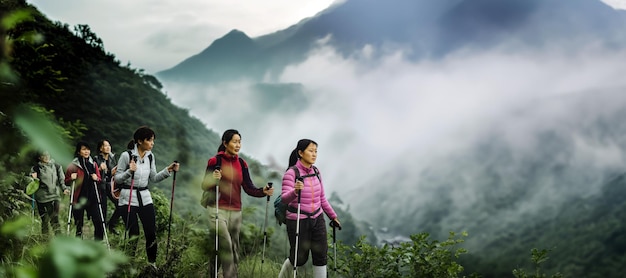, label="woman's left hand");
[330,218,342,230]
[168,162,180,173]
